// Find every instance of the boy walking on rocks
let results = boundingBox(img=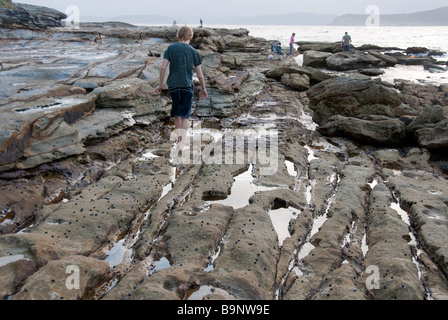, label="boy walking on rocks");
[156,26,207,152]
